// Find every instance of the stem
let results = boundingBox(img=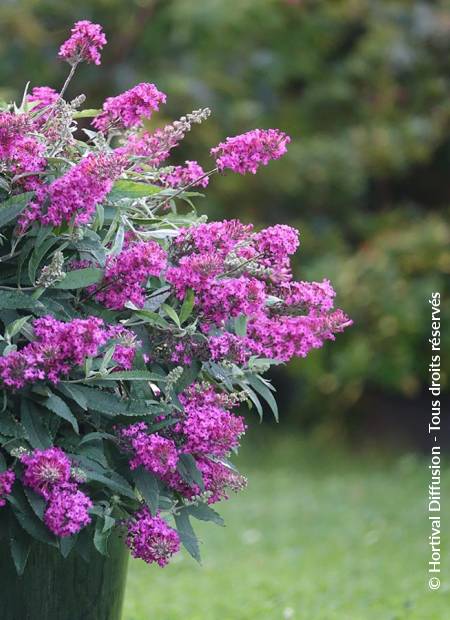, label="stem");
[0,251,20,263]
[59,62,79,100]
[39,61,80,139]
